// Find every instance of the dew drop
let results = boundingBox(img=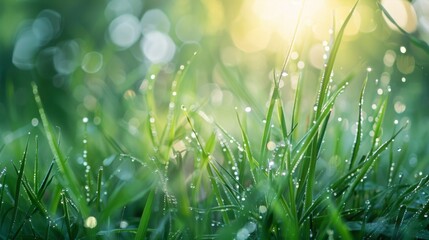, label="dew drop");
[259,205,267,214]
[84,216,97,229]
